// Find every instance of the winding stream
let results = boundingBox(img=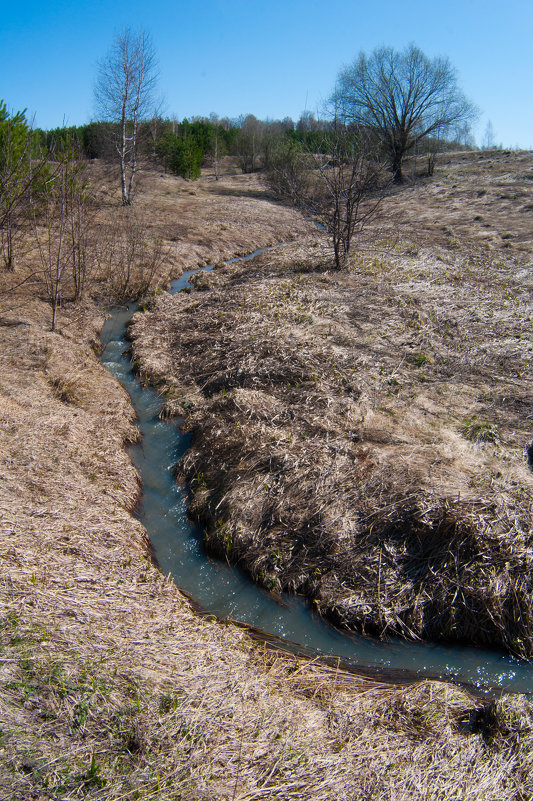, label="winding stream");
[100,251,533,694]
